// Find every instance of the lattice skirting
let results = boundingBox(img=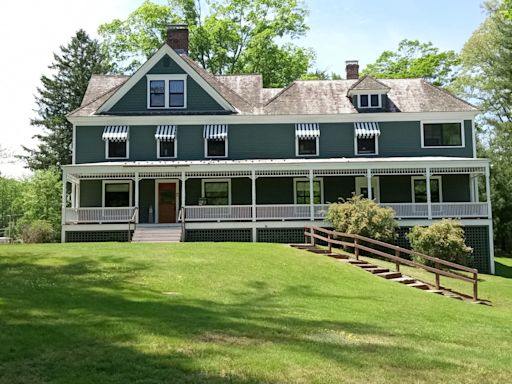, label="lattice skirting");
[257,228,305,243]
[65,231,133,243]
[395,226,491,273]
[185,229,252,242]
